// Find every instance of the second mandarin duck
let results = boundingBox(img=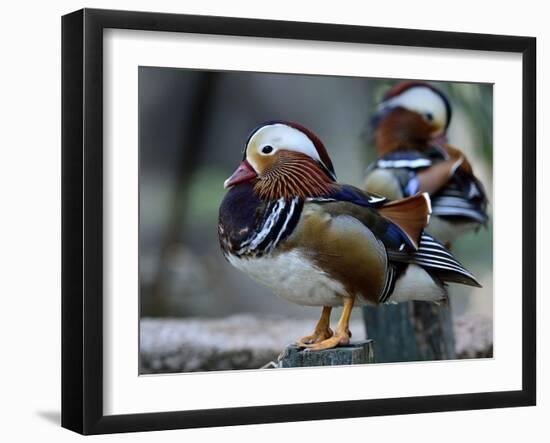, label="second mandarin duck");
[364,81,488,247]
